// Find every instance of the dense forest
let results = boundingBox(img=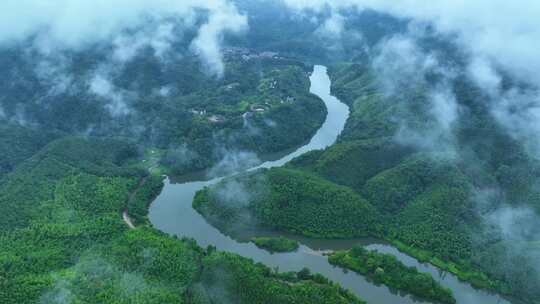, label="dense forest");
[251,236,300,253]
[0,137,364,304]
[193,59,540,303]
[325,62,540,302]
[329,247,455,304]
[1,1,539,304]
[194,168,380,238]
[0,49,326,176]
